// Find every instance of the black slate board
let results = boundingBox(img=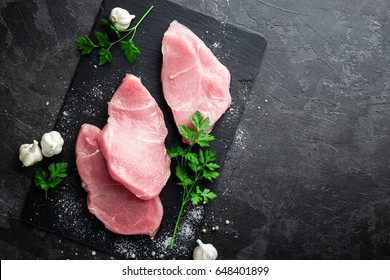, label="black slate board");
[21,0,266,259]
